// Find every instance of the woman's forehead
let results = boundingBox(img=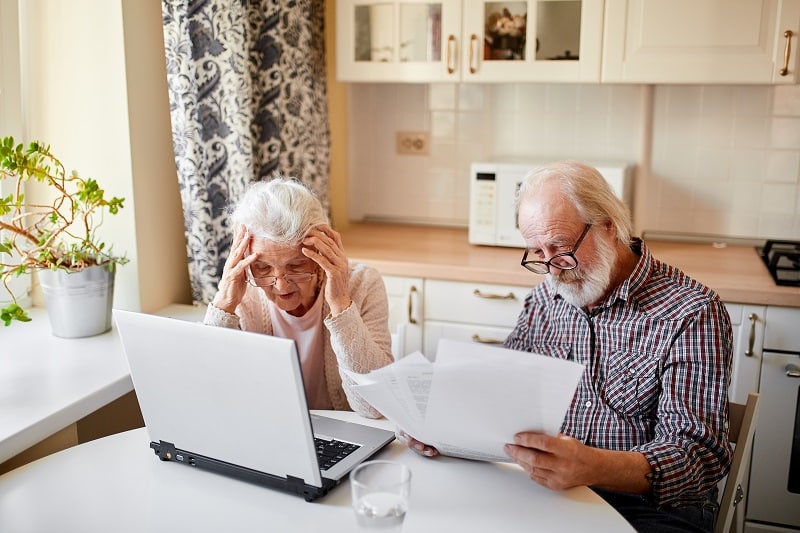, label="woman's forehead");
[249,239,306,262]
